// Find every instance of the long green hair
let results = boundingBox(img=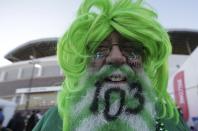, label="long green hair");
[57,0,178,130]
